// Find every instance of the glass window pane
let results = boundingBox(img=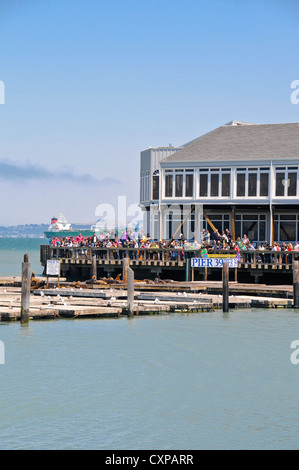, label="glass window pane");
[280,215,296,220]
[243,221,258,240]
[288,173,297,196]
[248,173,257,197]
[235,221,241,238]
[152,176,159,200]
[280,221,296,241]
[165,174,173,197]
[260,173,269,196]
[259,221,266,241]
[276,173,285,196]
[200,174,208,197]
[274,222,278,241]
[237,174,246,196]
[222,173,230,197]
[211,173,219,197]
[185,174,193,197]
[175,174,183,197]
